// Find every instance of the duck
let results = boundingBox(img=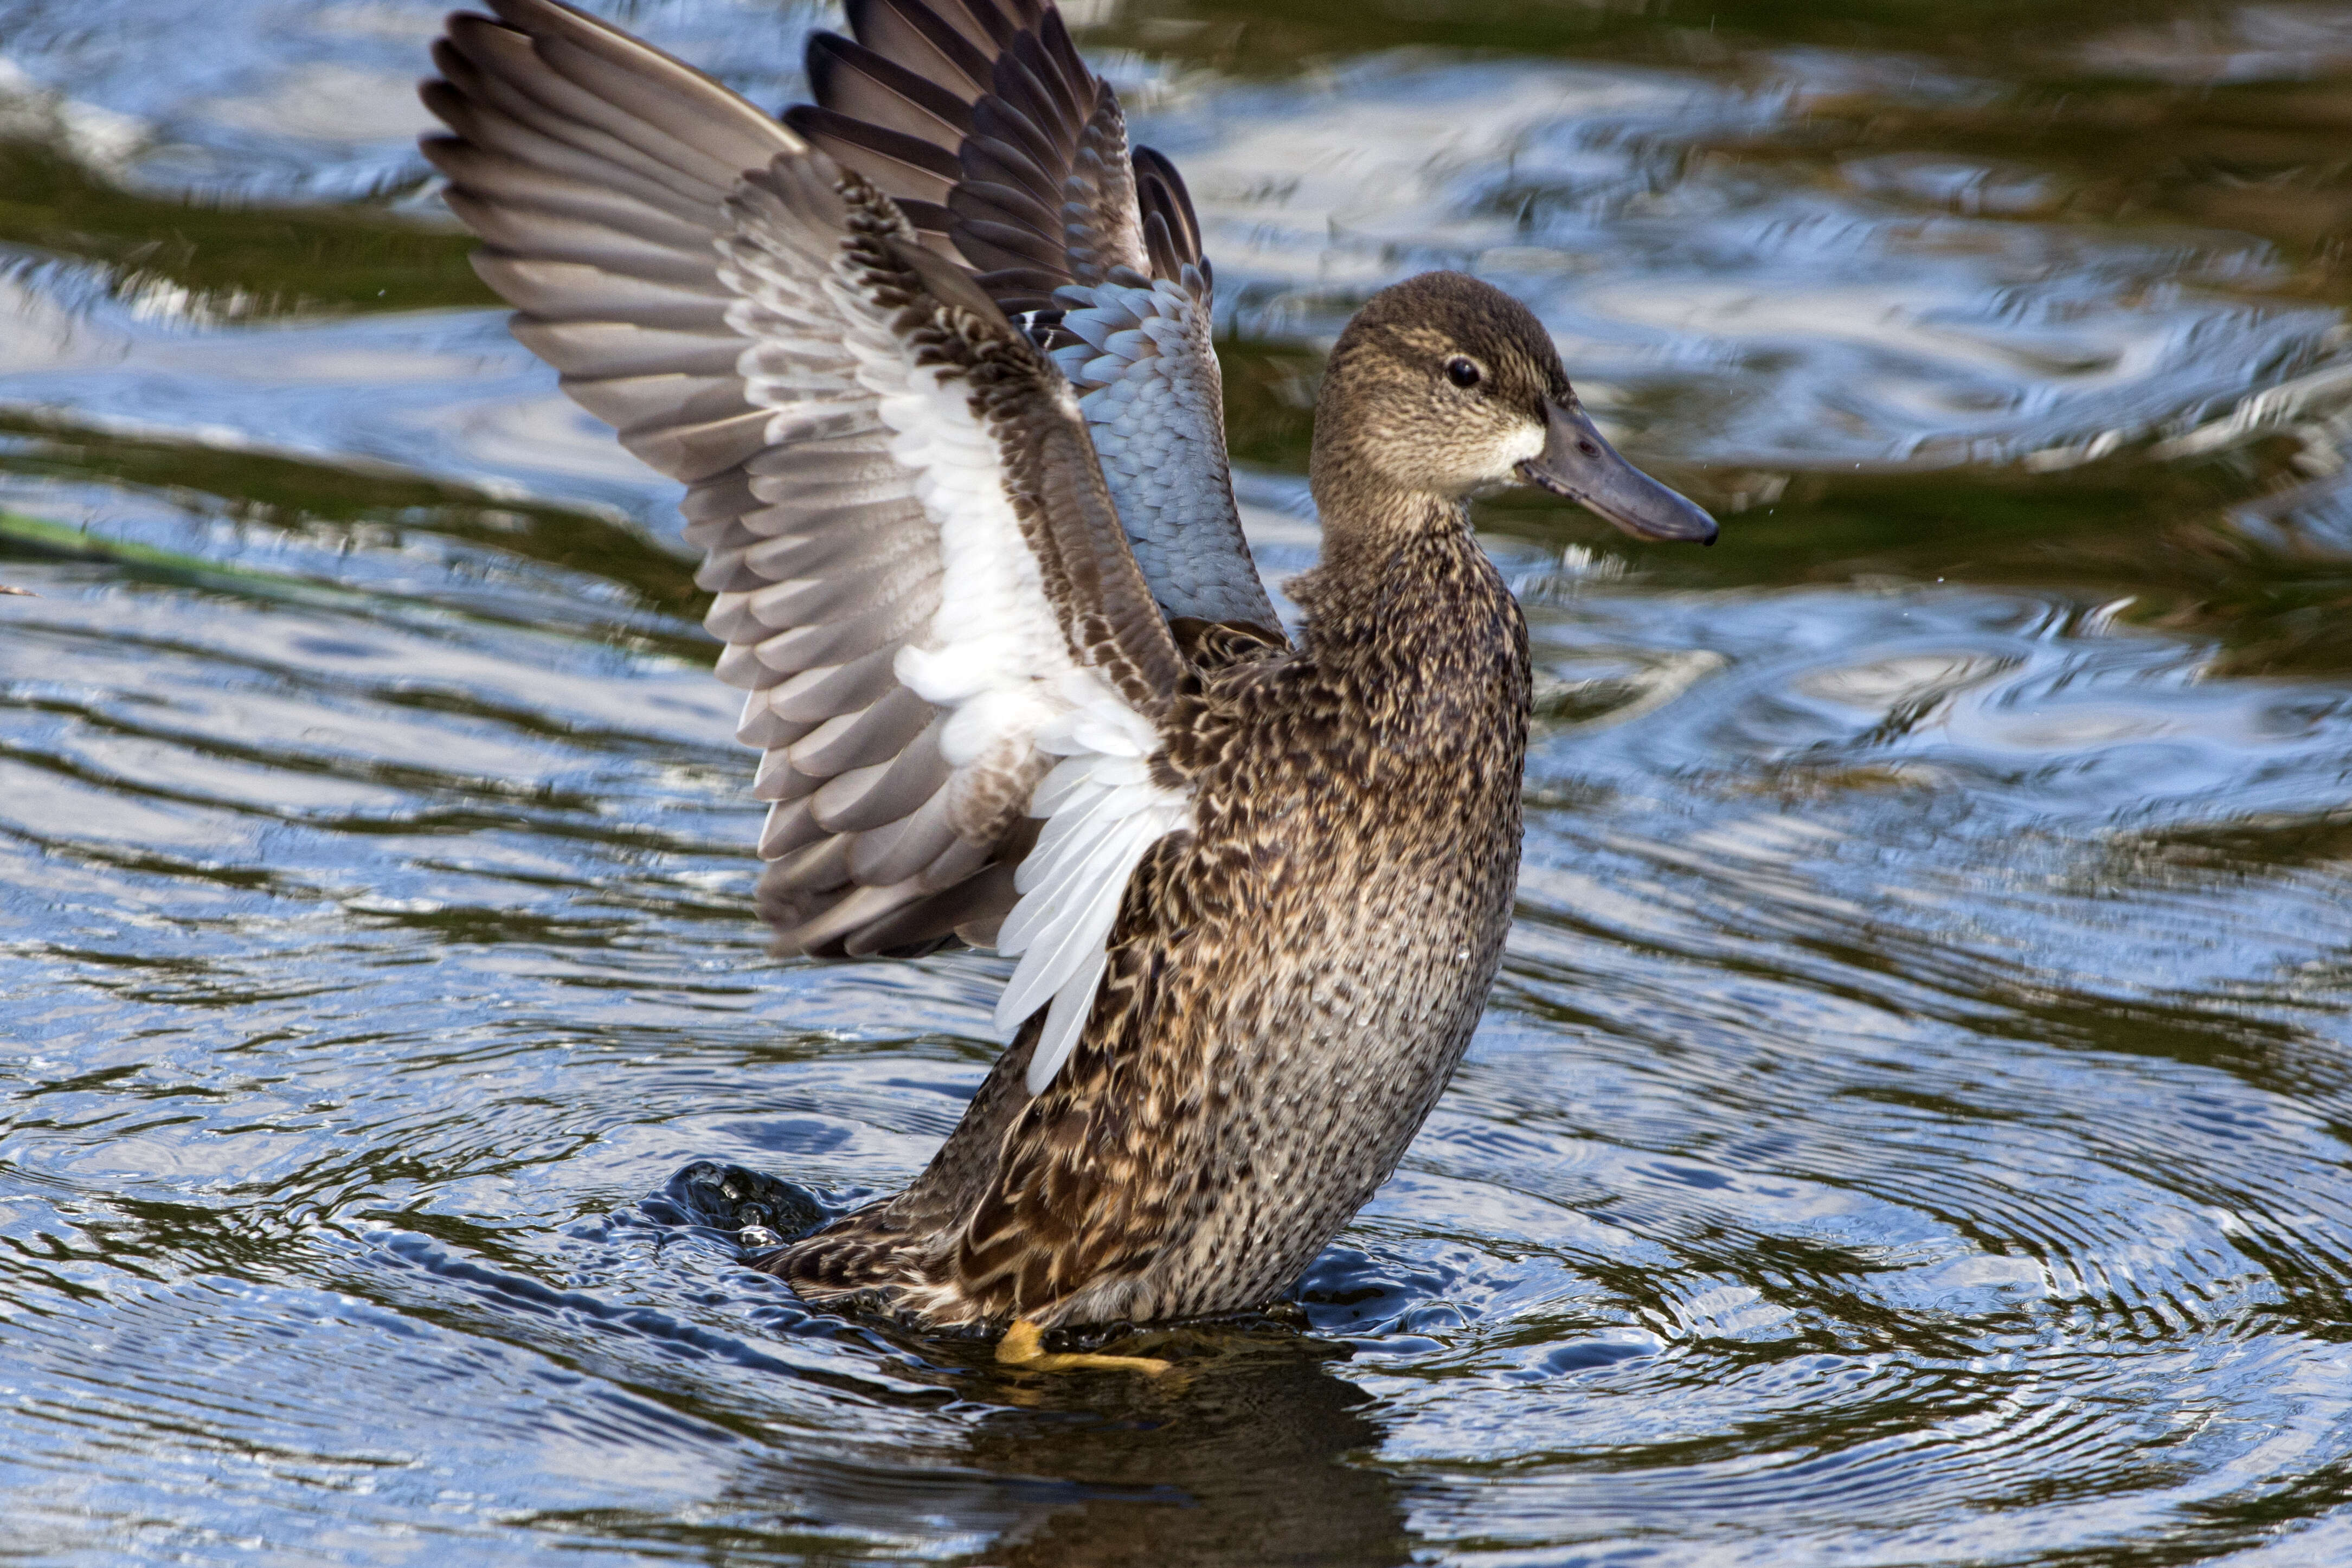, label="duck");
[420,0,1715,1373]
